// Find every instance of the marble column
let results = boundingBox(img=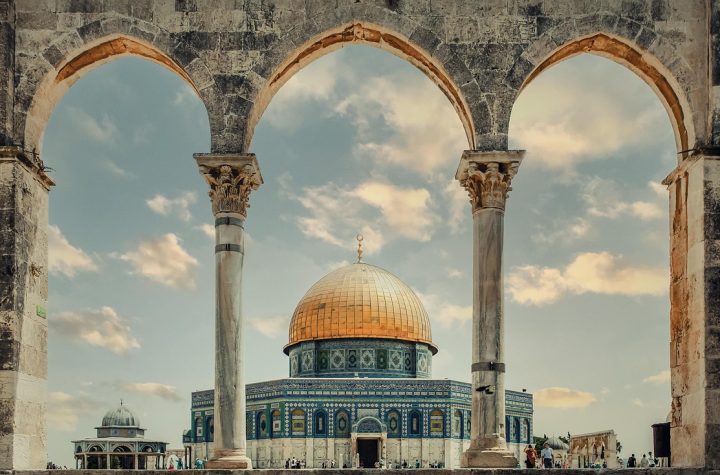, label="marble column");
[194,153,263,469]
[456,150,523,468]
